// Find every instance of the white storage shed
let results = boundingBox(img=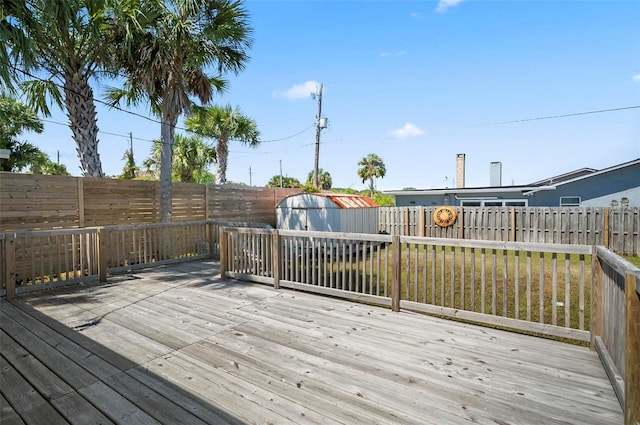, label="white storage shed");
[276,193,379,234]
